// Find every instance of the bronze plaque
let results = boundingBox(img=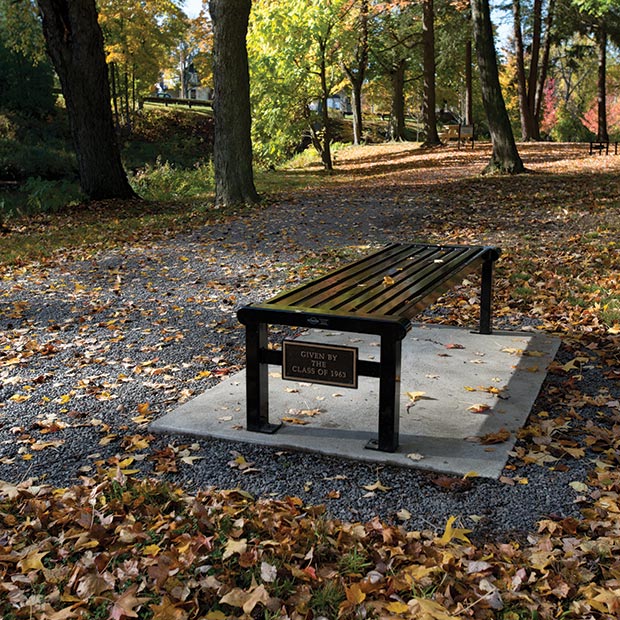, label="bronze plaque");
[282,340,358,388]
